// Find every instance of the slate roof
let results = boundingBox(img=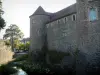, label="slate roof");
[30,6,53,17]
[30,3,77,22]
[50,3,77,22]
